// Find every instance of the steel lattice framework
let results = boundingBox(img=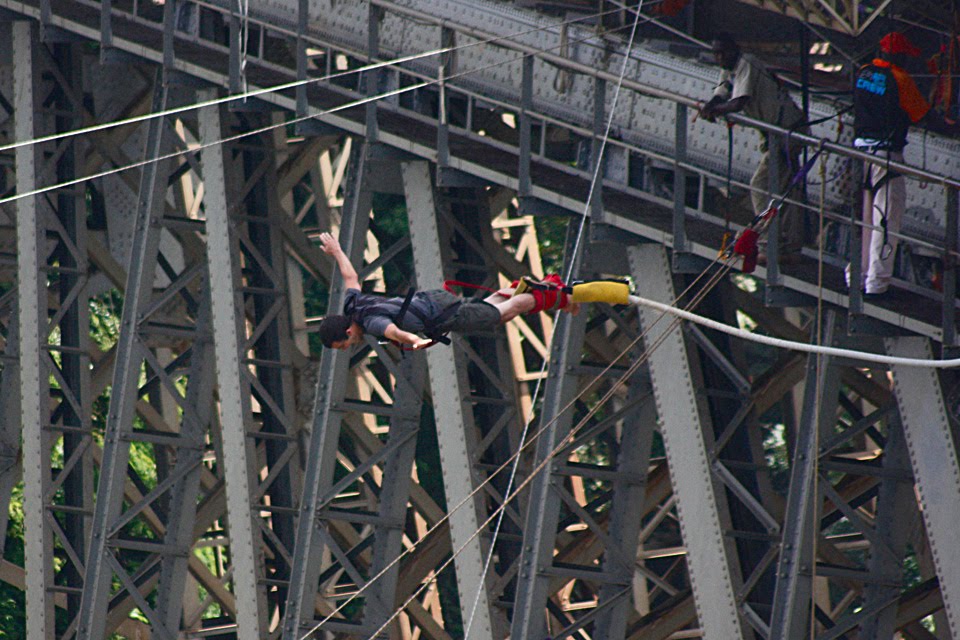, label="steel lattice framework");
[0,1,958,639]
